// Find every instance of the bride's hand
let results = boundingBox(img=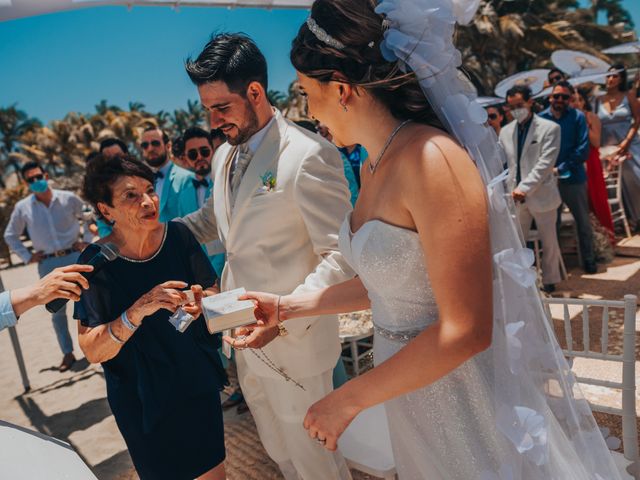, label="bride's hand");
[303,390,361,451]
[239,291,282,328]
